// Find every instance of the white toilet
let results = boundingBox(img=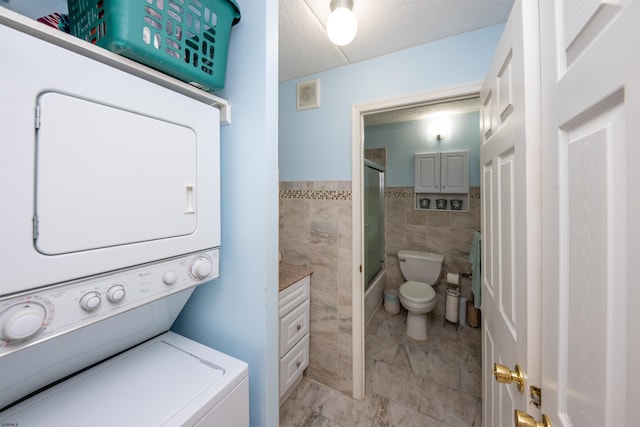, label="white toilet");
[397,250,444,340]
